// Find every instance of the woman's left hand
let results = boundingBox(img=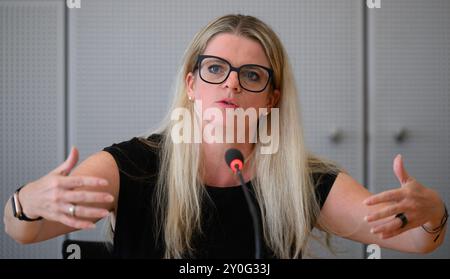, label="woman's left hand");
[363,154,445,239]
